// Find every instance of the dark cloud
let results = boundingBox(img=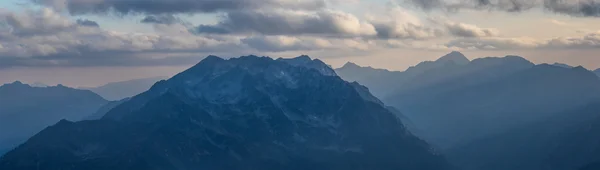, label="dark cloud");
[141,15,182,25]
[76,19,99,27]
[405,0,600,17]
[32,0,326,15]
[544,0,600,17]
[371,22,443,39]
[192,10,377,37]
